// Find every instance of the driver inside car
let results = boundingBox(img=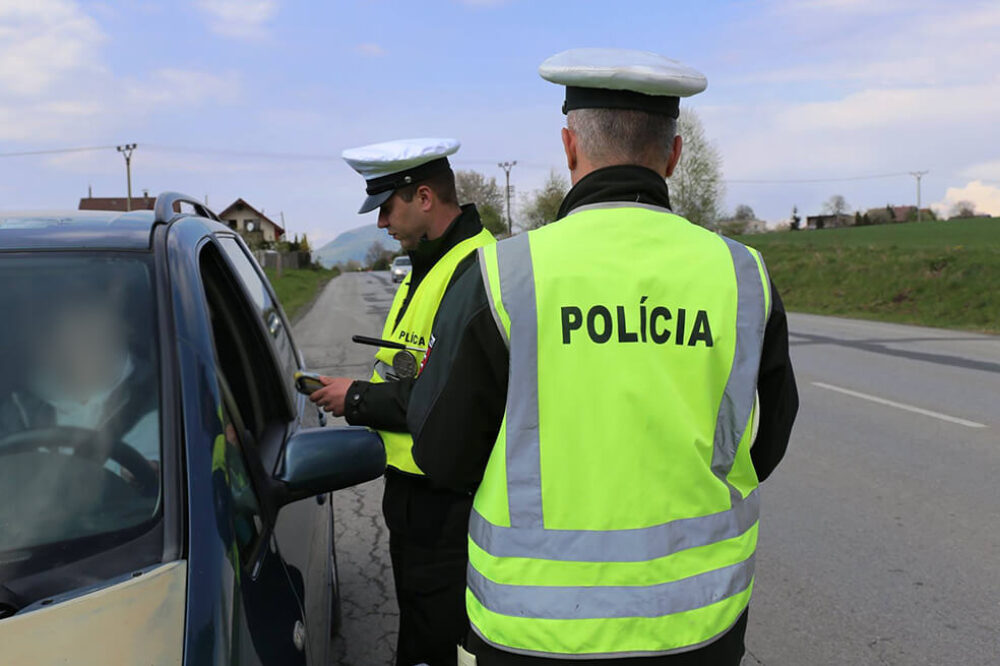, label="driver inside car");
[0,289,159,478]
